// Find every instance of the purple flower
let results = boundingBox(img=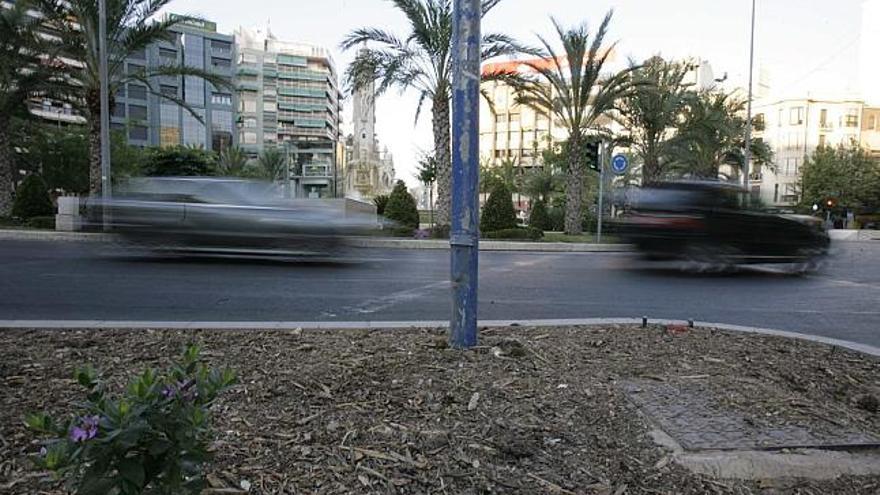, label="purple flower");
[414,229,430,240]
[69,416,99,443]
